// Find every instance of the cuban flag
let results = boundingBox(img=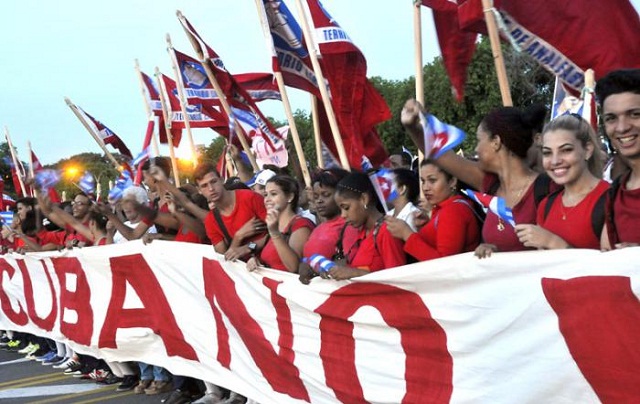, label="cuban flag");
[0,211,13,227]
[35,169,61,193]
[132,146,151,167]
[78,172,96,195]
[361,156,397,213]
[421,112,466,159]
[108,170,133,202]
[462,189,516,228]
[305,254,336,274]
